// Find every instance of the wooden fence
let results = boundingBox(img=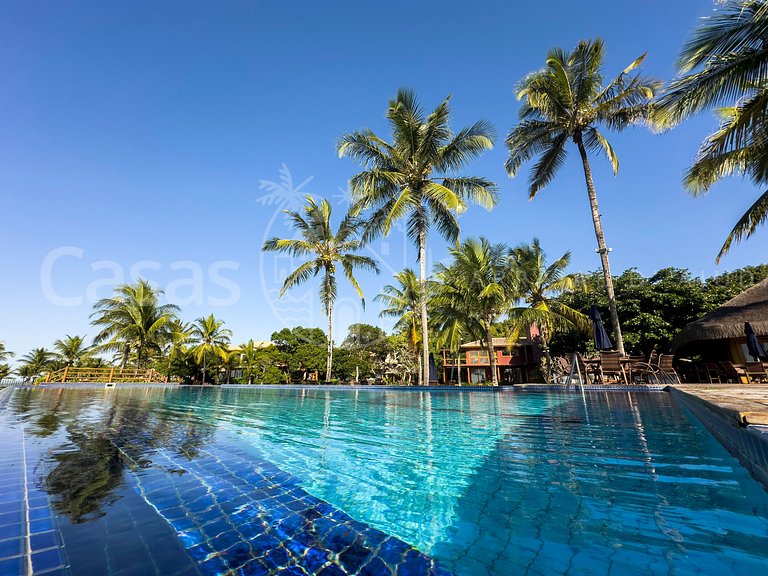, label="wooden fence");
[43,366,167,384]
